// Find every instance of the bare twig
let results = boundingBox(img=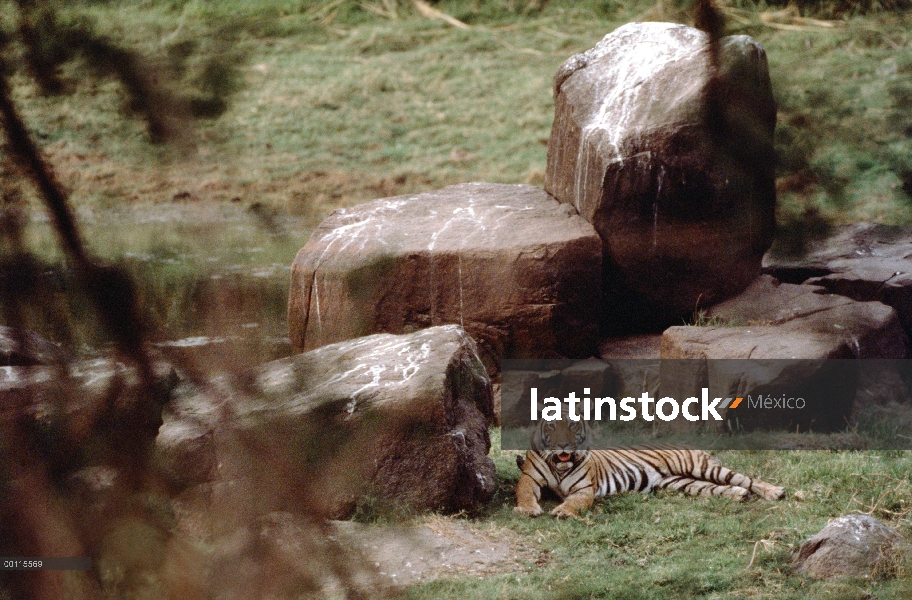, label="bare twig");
[412,0,470,29]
